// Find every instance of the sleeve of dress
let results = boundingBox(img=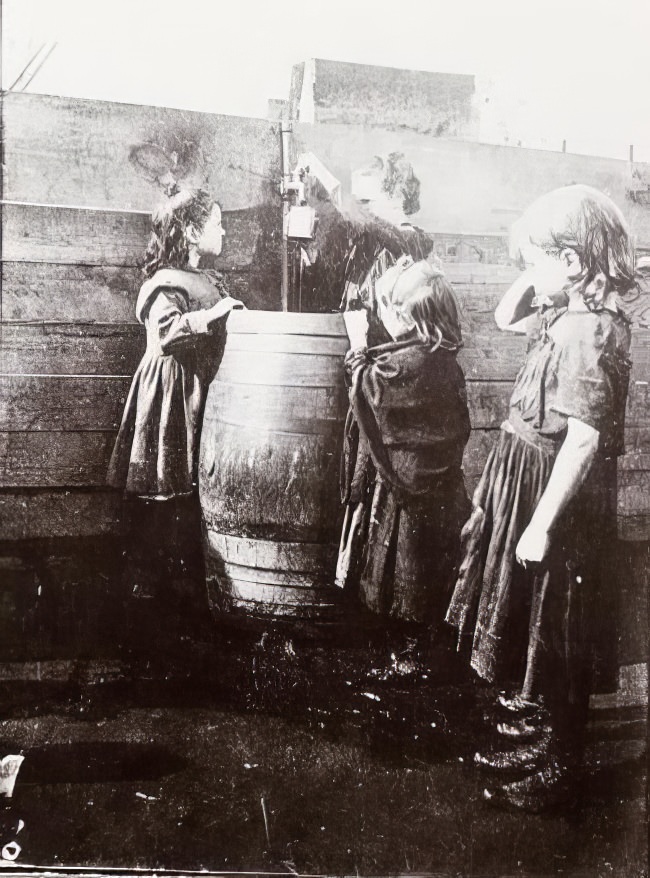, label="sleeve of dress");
[148,289,214,356]
[550,318,621,436]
